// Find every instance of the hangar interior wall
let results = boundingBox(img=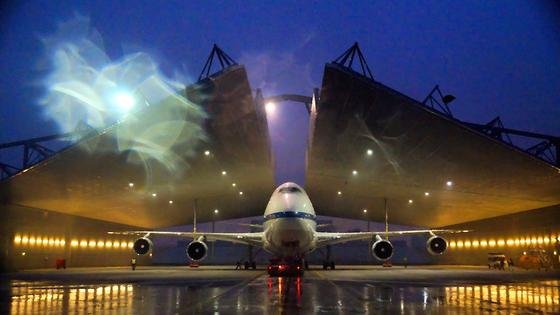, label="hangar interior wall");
[440,204,560,266]
[0,205,143,272]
